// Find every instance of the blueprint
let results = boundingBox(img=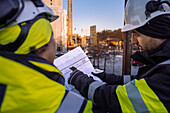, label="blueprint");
[54,46,101,93]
